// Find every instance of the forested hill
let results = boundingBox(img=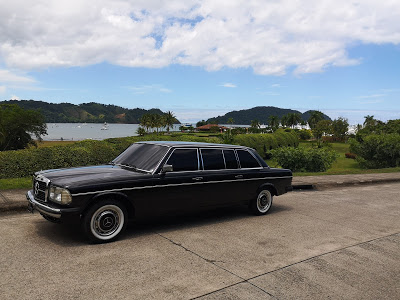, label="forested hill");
[206,106,331,125]
[1,100,180,124]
